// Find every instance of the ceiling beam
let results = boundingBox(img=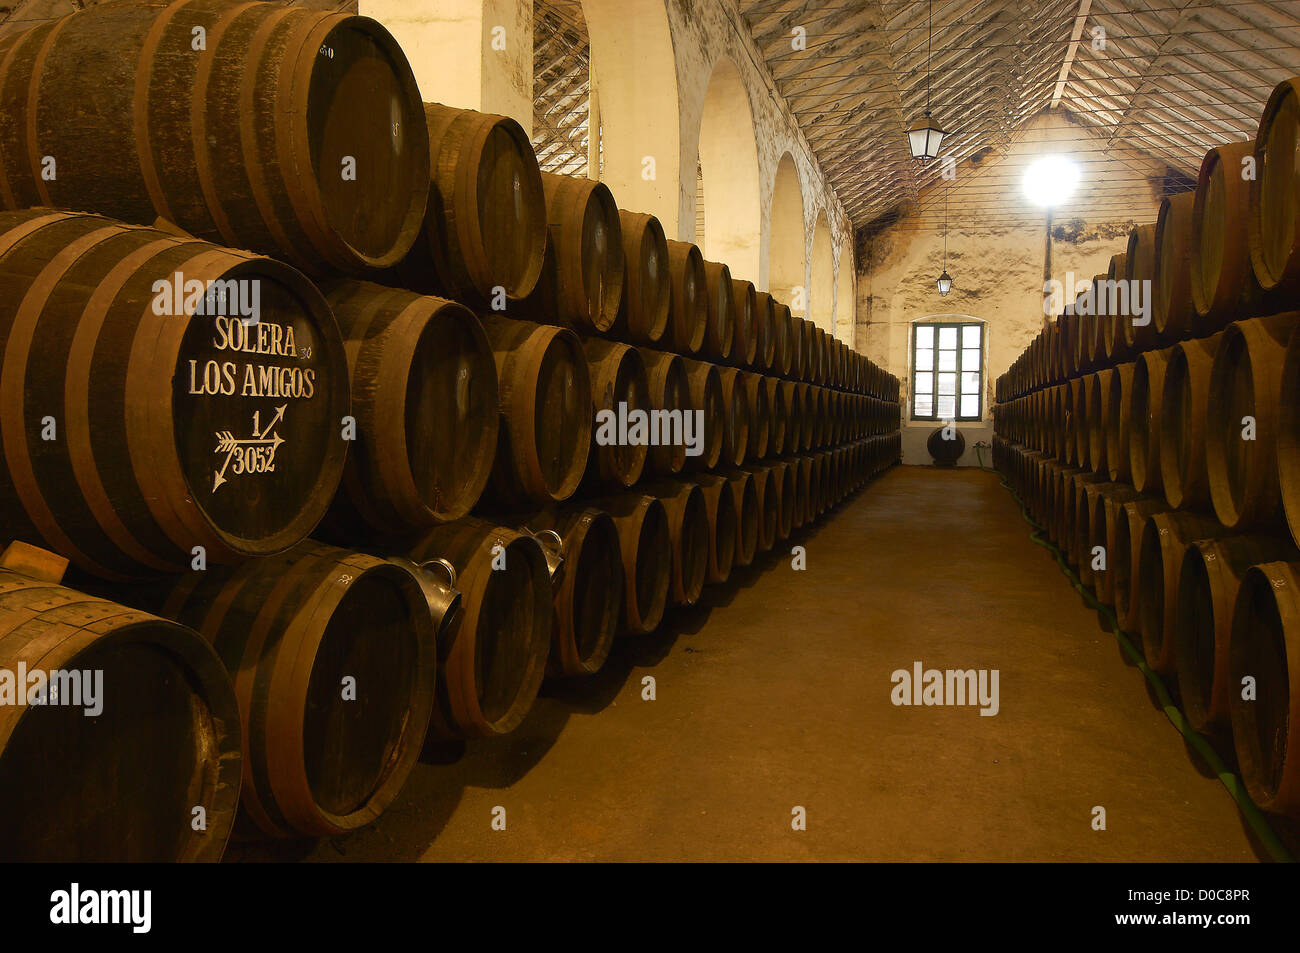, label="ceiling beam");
[1051,0,1093,109]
